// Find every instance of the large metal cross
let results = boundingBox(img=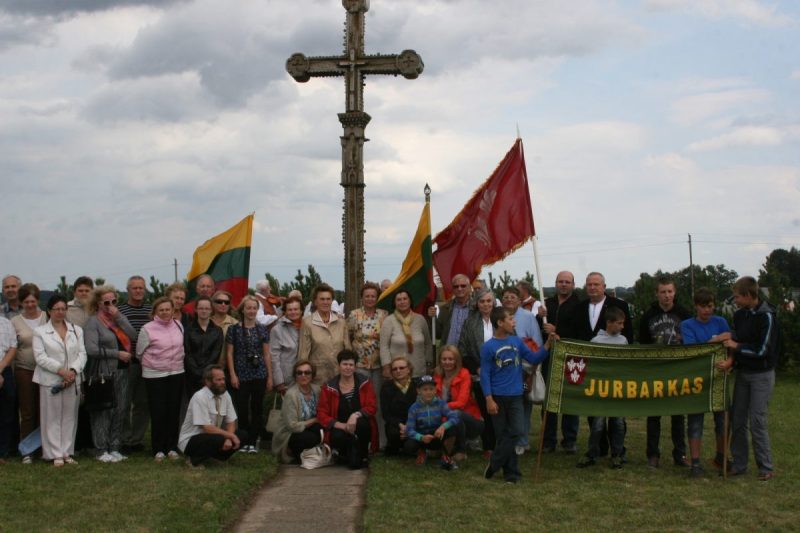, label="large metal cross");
[286,0,423,313]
